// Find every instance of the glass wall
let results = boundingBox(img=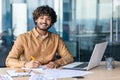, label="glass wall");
[62,0,120,61]
[12,3,27,38]
[0,0,2,33]
[1,0,120,63]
